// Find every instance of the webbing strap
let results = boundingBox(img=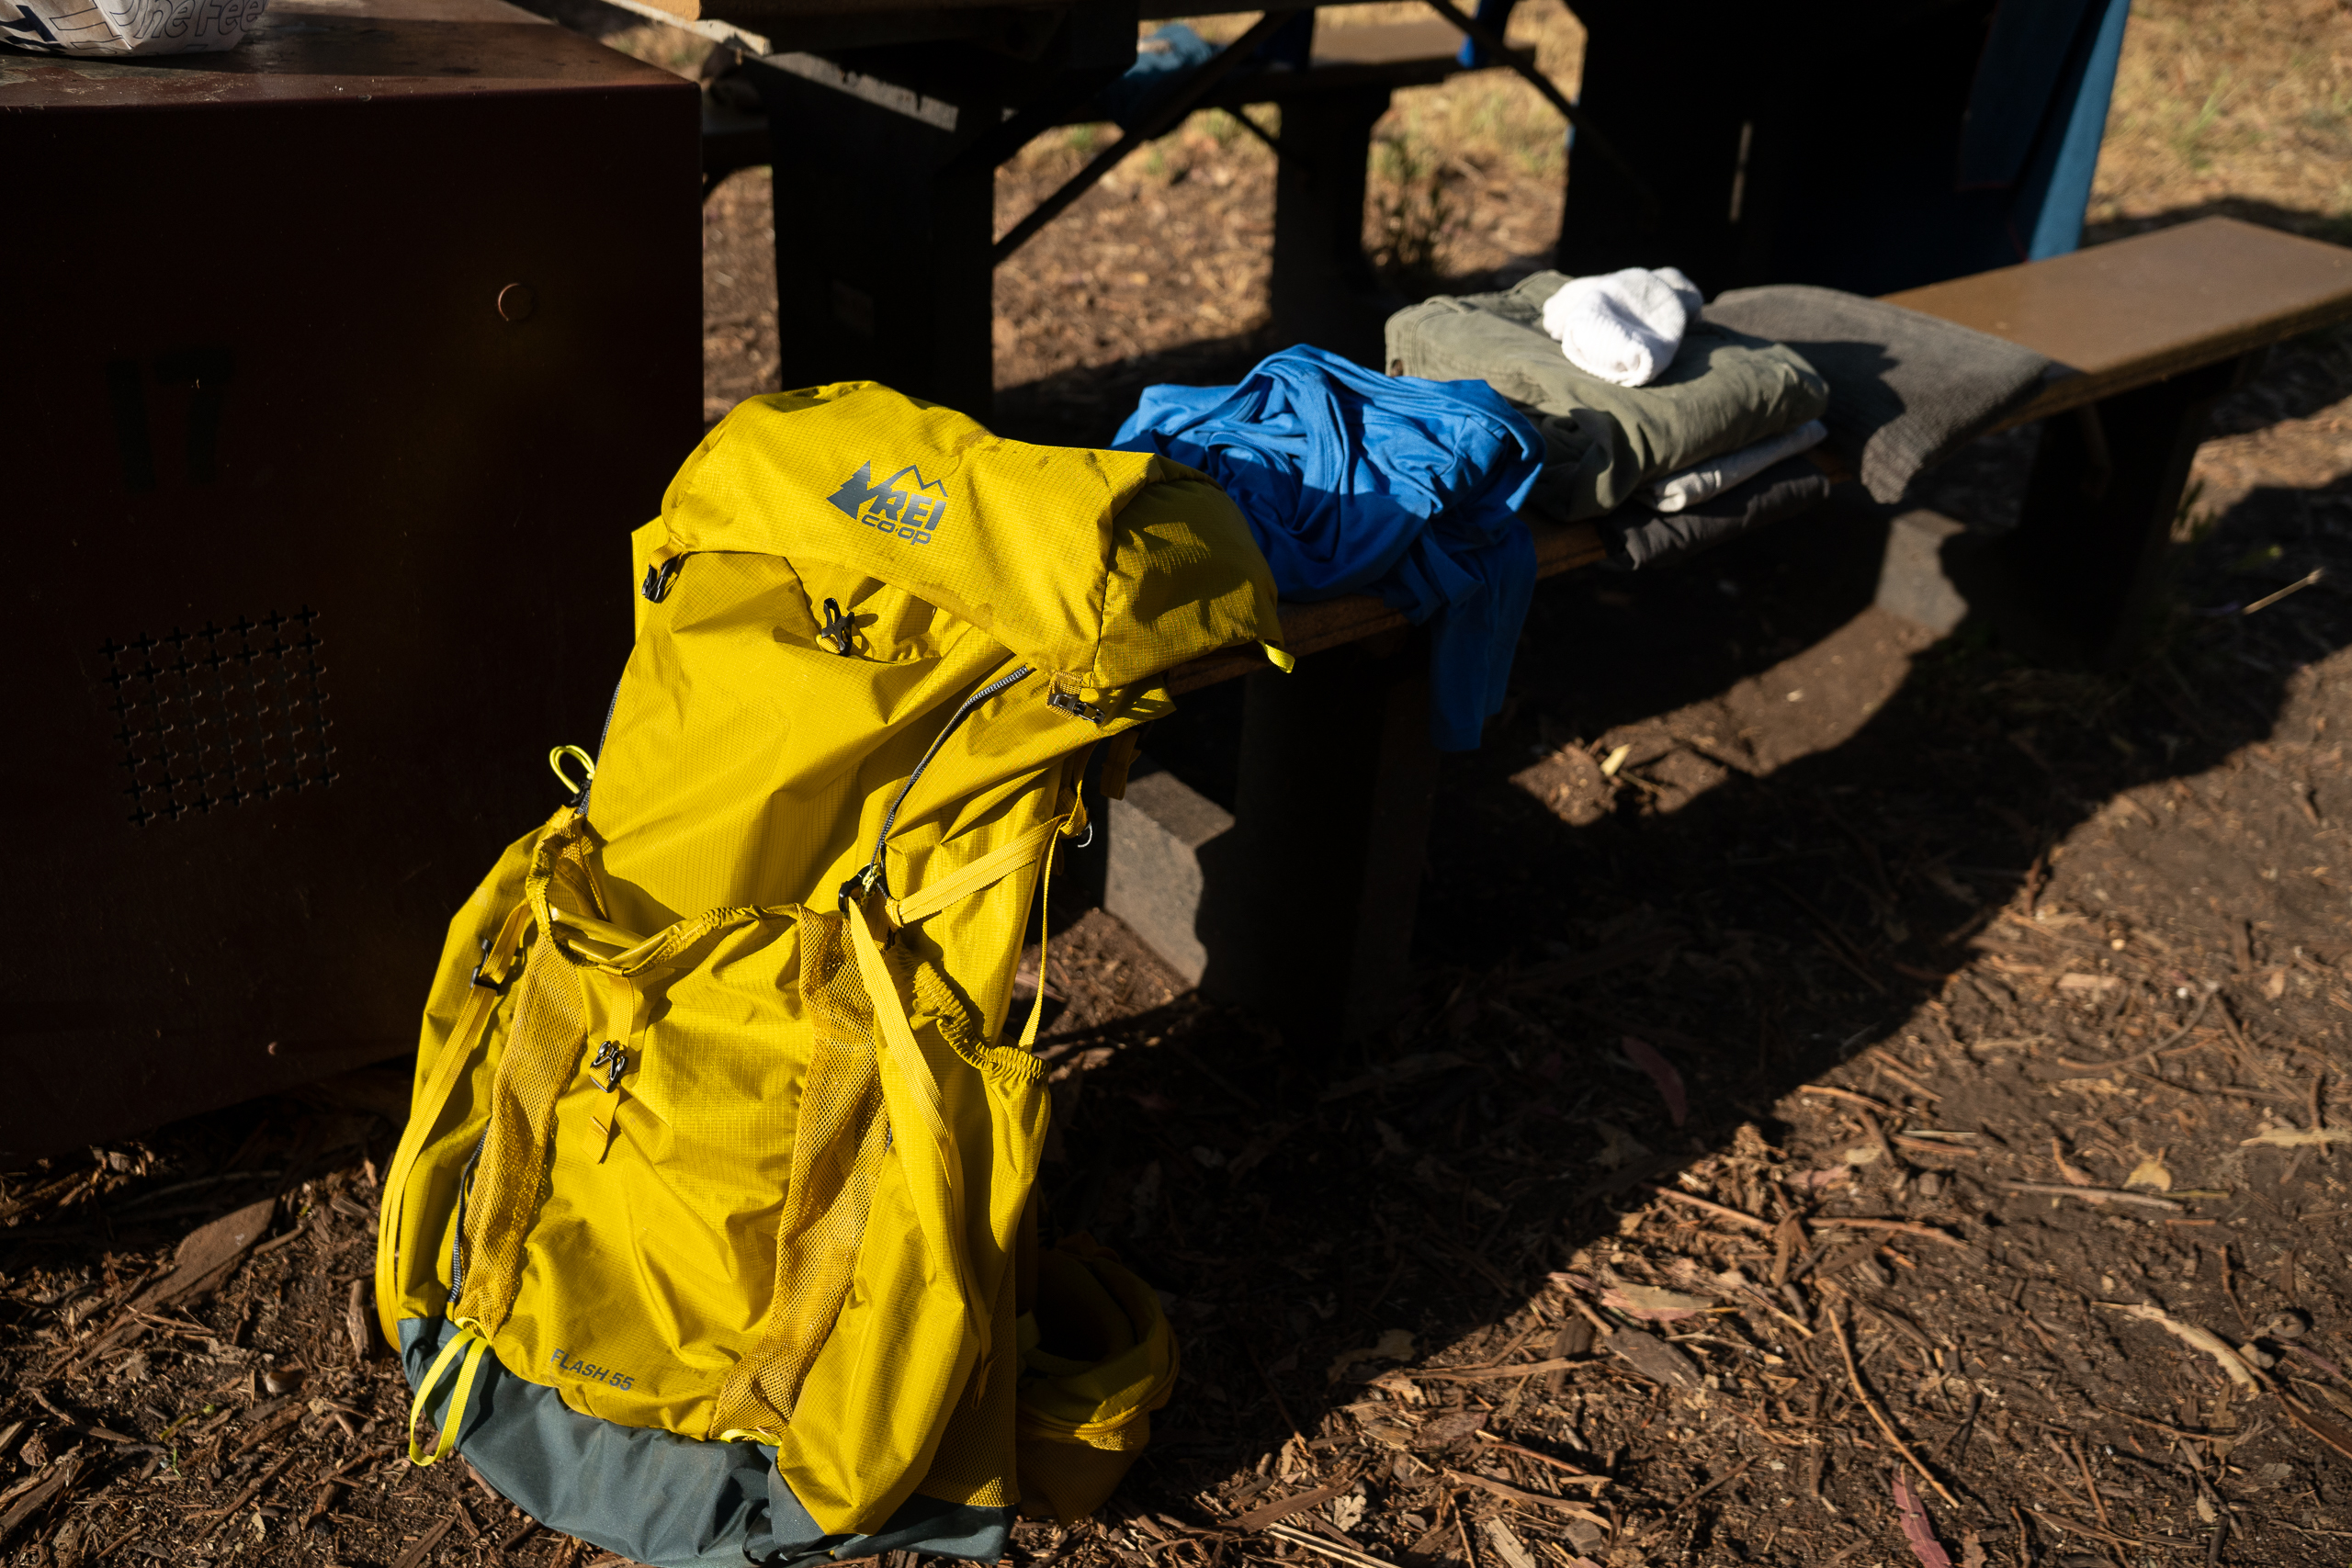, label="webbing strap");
[1018,824,1068,1054]
[842,897,991,1370]
[886,795,1086,929]
[374,900,532,1346]
[886,814,1062,929]
[406,1322,492,1464]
